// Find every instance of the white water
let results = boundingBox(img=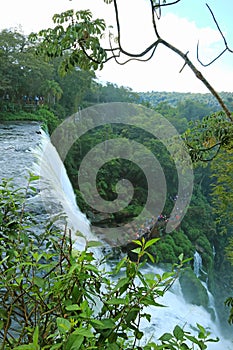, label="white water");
[137,264,232,349]
[0,122,232,349]
[32,129,98,250]
[194,250,203,277]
